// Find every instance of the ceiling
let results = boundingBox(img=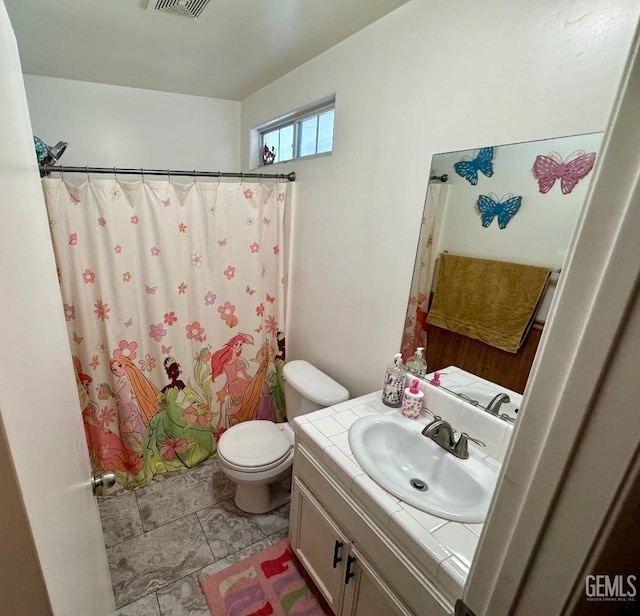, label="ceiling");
[4,0,408,101]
